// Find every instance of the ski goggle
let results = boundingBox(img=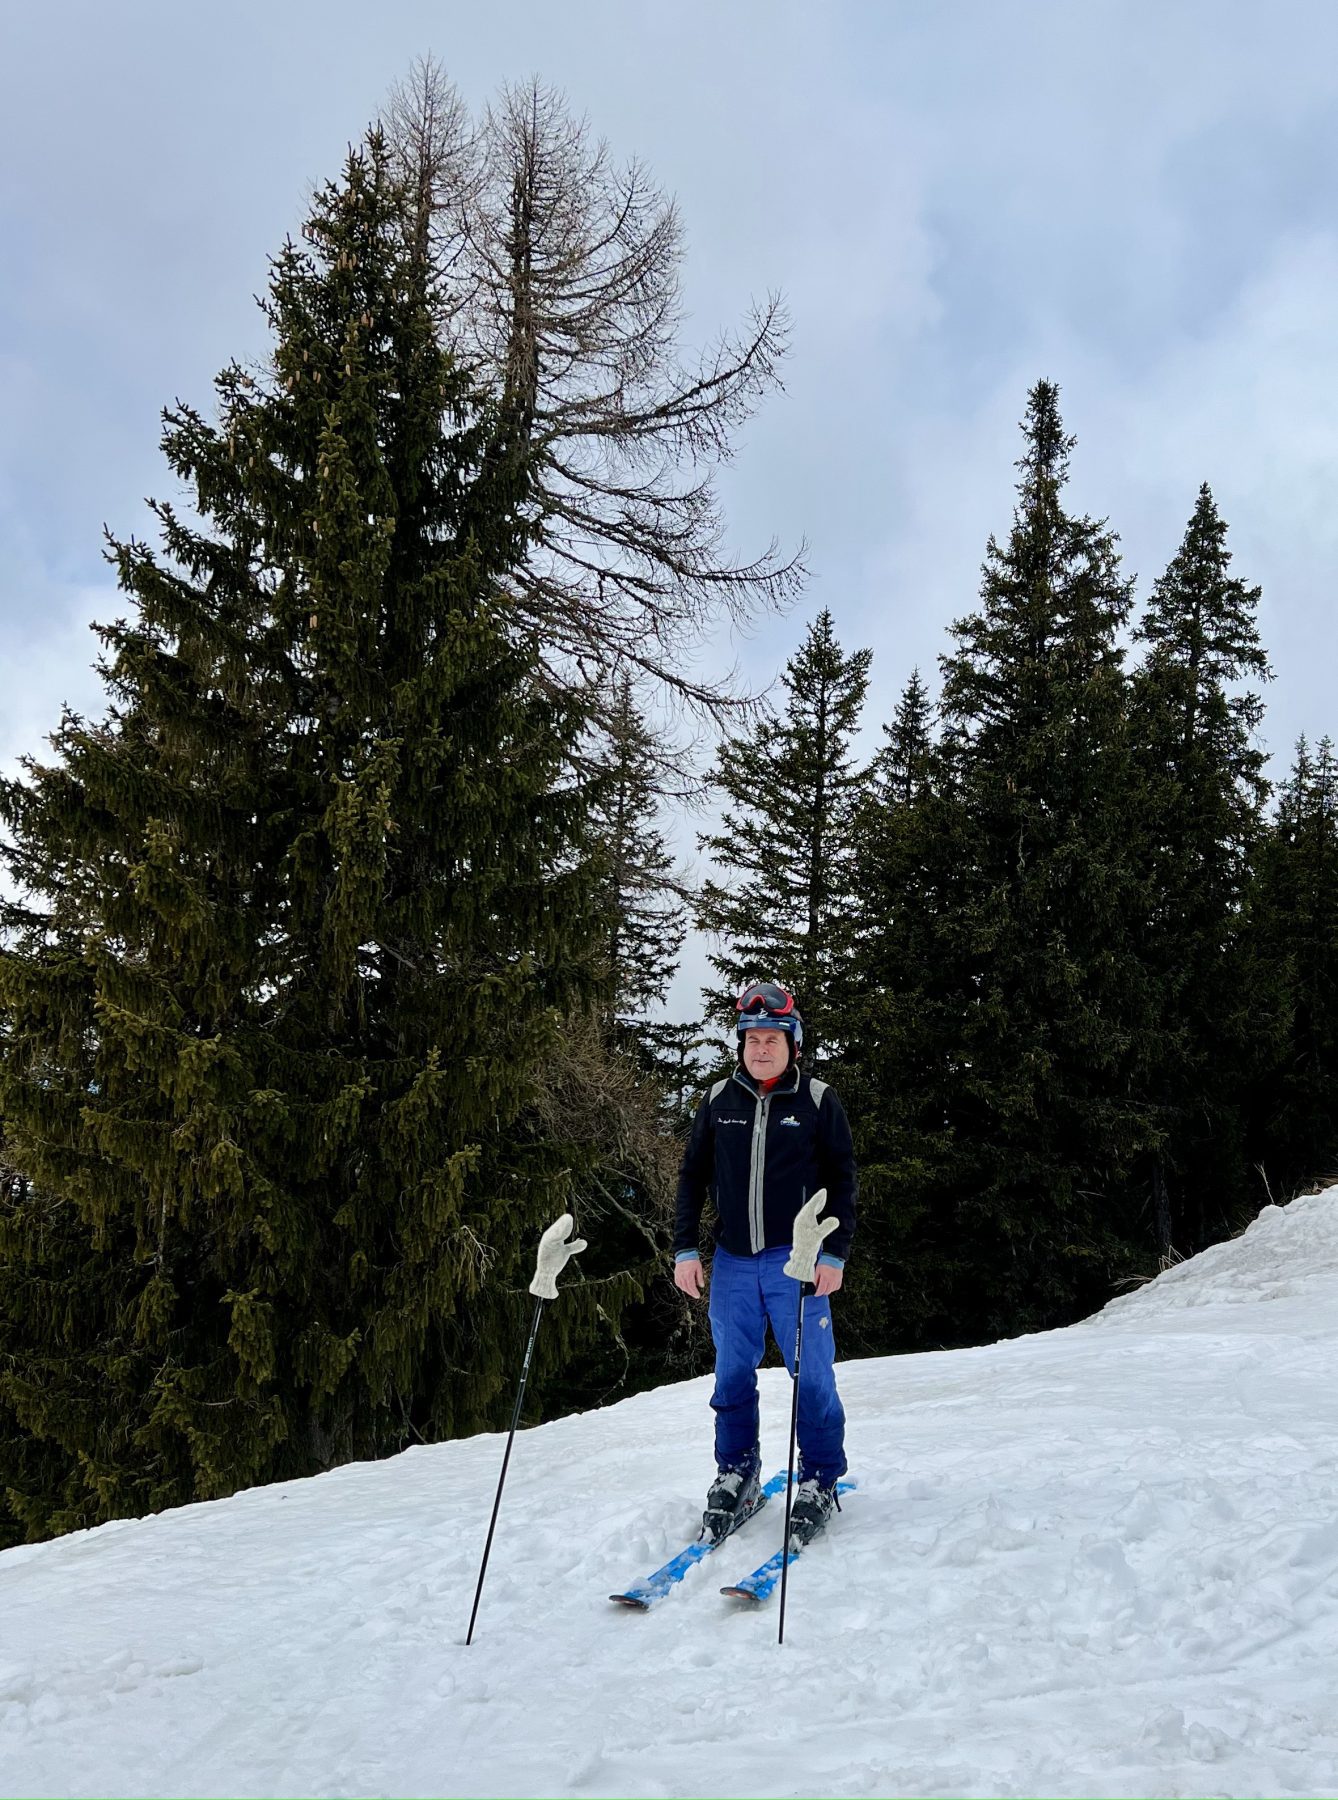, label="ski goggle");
[736,982,796,1019]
